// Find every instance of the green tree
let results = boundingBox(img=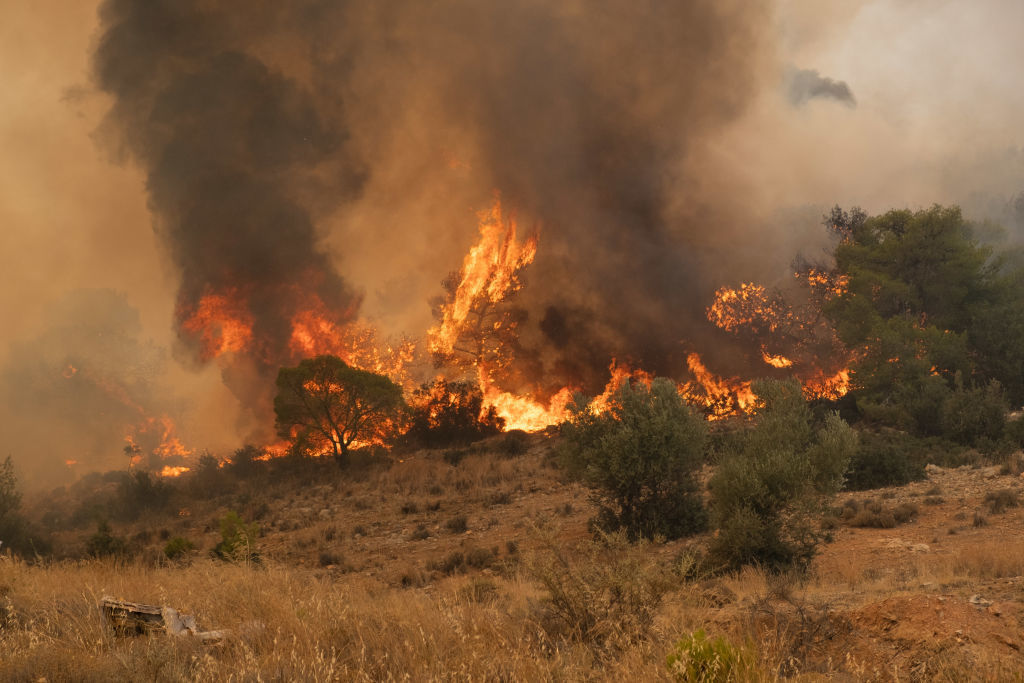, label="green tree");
[560,378,707,540]
[274,355,406,466]
[825,205,1024,427]
[709,379,856,571]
